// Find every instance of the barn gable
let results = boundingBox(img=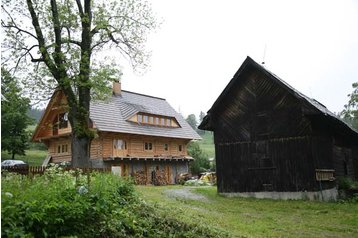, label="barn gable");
[200,56,358,141]
[199,56,358,200]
